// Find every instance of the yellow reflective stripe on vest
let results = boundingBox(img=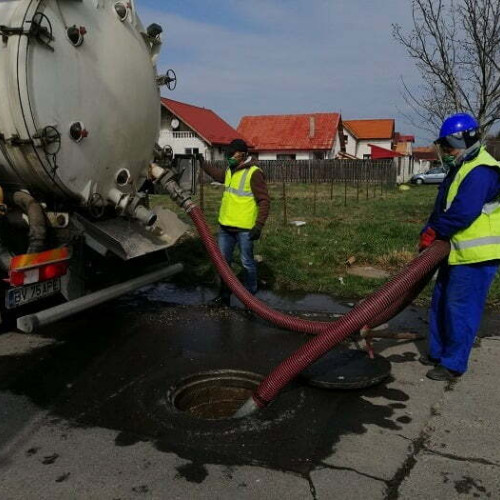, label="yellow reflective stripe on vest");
[224,168,254,197]
[451,236,500,251]
[218,166,260,229]
[482,200,500,215]
[446,148,500,265]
